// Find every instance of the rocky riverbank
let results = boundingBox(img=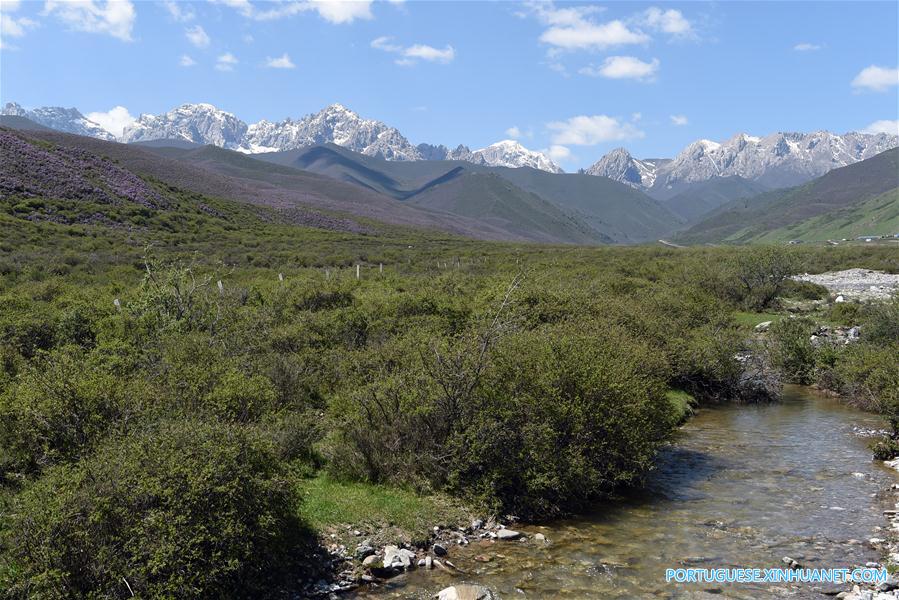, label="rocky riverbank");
[792,269,899,302]
[300,518,544,597]
[838,466,899,600]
